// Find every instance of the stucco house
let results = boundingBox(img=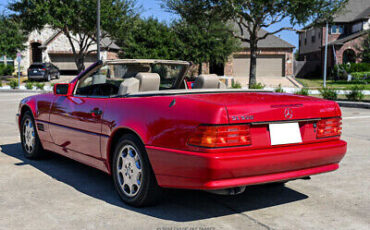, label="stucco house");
[15,25,120,74]
[298,0,370,76]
